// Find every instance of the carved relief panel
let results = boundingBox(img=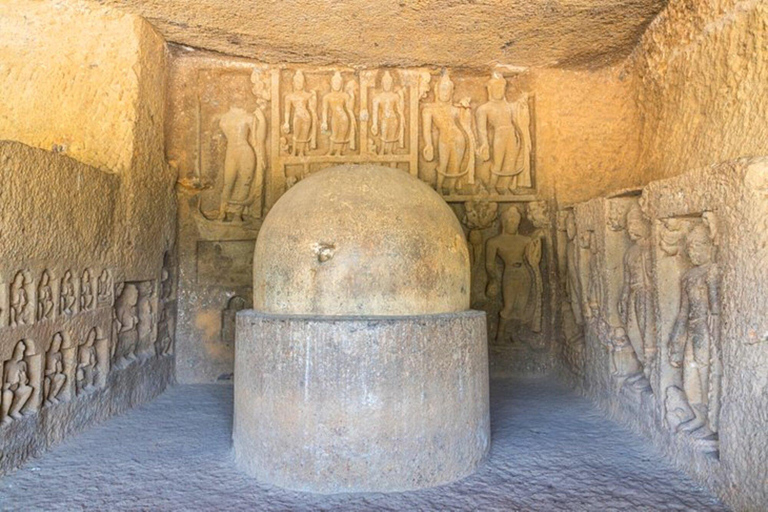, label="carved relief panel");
[459,200,554,373]
[1,339,42,425]
[168,52,542,380]
[654,213,721,454]
[604,193,655,393]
